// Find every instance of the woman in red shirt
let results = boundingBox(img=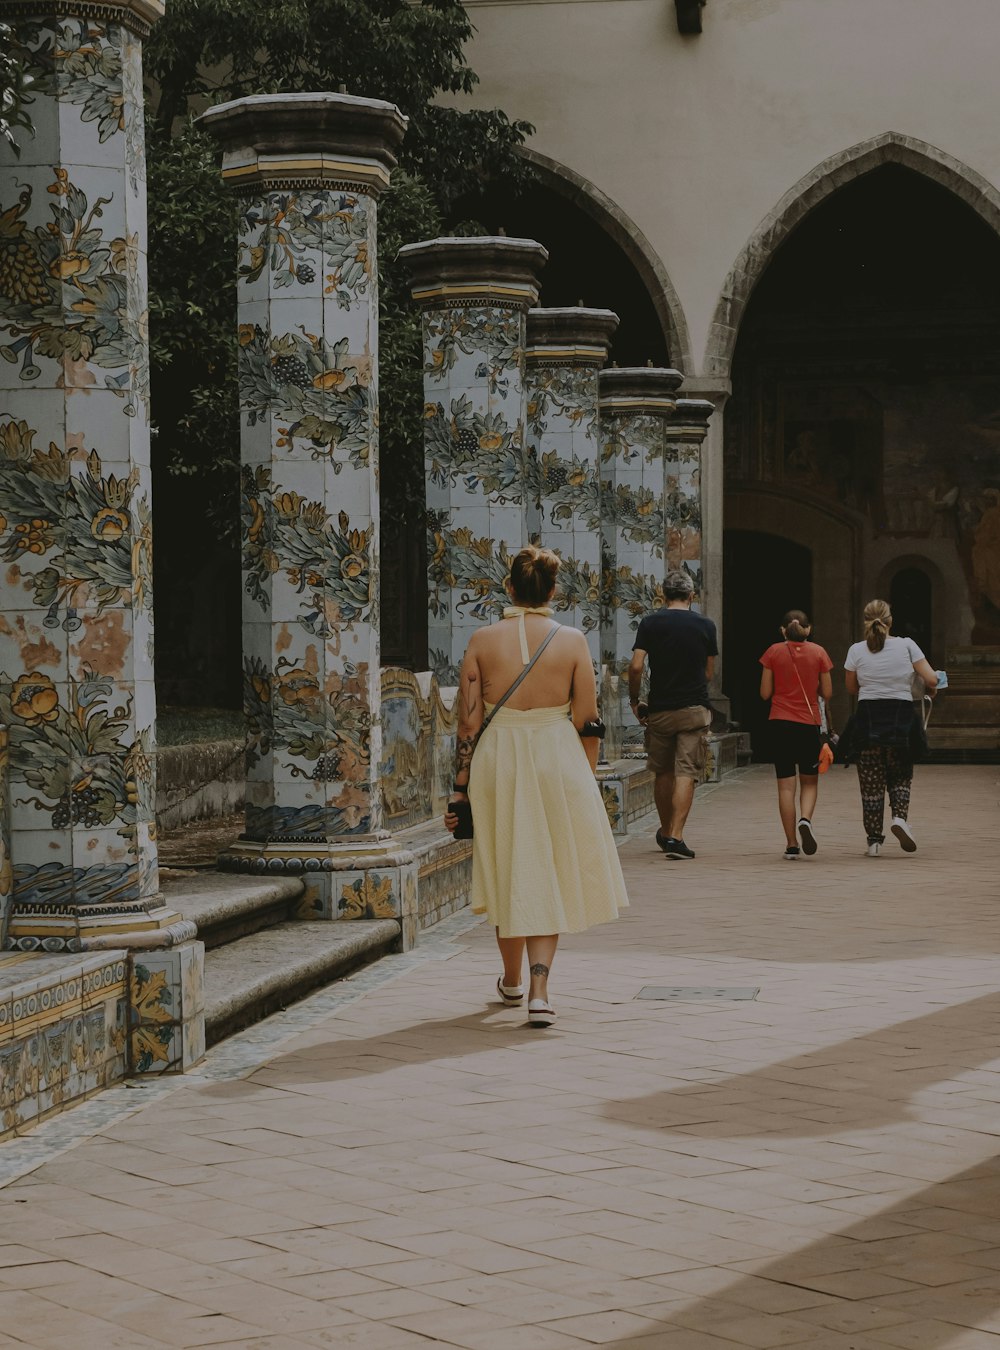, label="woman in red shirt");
[759,610,834,859]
